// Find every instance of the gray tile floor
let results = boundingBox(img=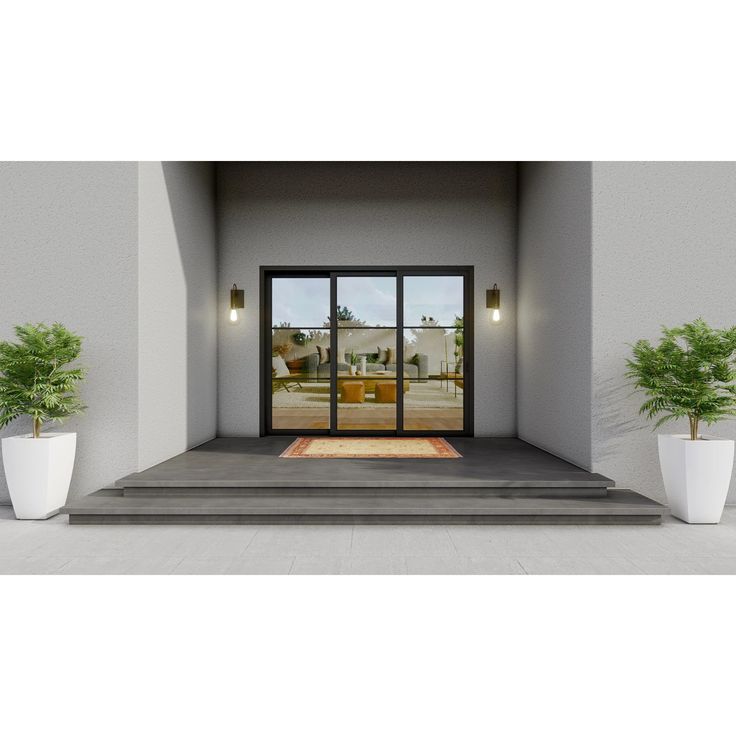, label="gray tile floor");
[3,504,736,574]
